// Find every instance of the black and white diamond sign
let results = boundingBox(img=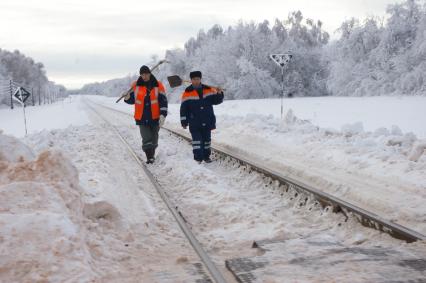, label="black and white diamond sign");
[270,53,292,67]
[13,87,31,104]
